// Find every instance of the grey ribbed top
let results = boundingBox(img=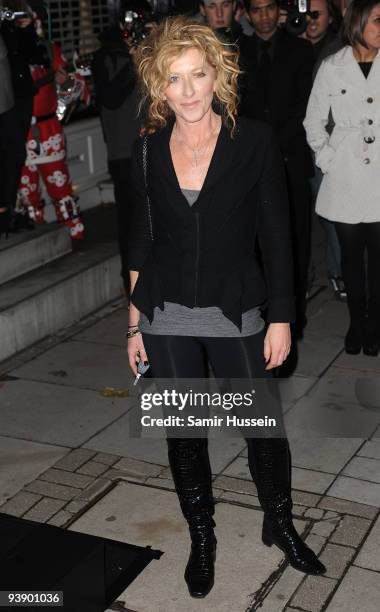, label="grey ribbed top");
[138,188,264,337]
